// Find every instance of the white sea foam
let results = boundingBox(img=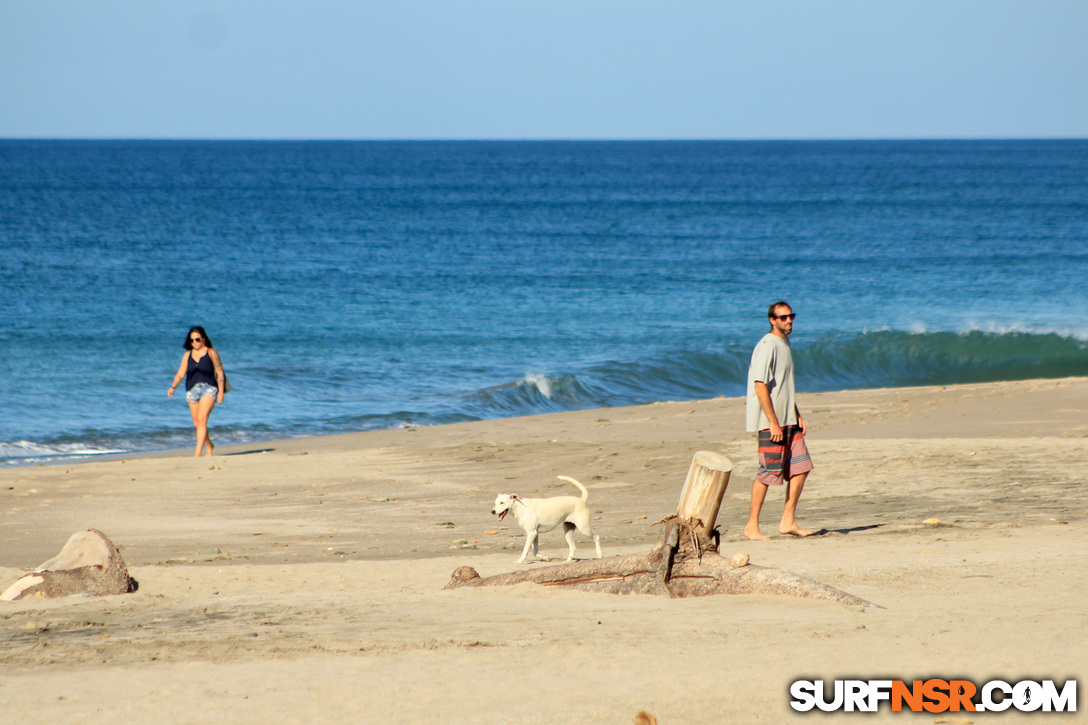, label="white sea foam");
[880,321,1086,342]
[0,441,127,466]
[522,373,555,399]
[957,320,1088,341]
[907,322,929,335]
